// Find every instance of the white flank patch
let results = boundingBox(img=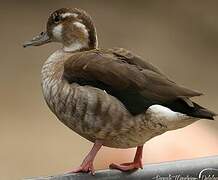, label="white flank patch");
[52,24,63,41]
[73,22,89,38]
[61,12,78,18]
[146,104,197,130]
[147,105,187,120]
